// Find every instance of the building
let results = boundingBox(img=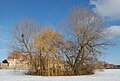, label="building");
[105,64,115,69]
[3,54,30,70]
[115,65,120,69]
[1,59,9,69]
